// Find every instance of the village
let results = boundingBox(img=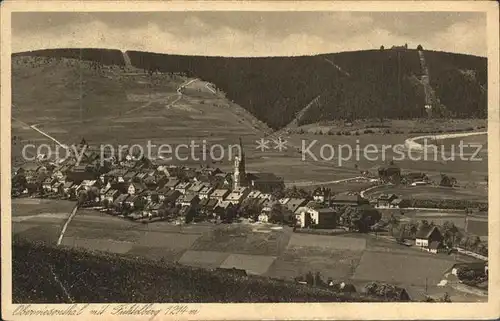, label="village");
[11,137,489,300]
